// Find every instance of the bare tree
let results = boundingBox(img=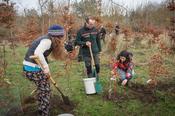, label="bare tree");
[95,0,102,16]
[38,0,48,34]
[47,0,54,26]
